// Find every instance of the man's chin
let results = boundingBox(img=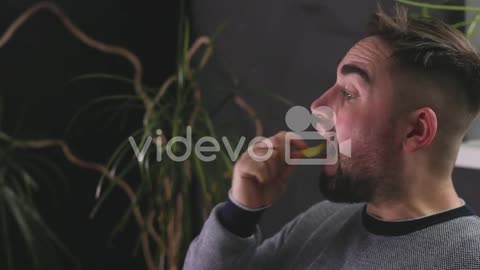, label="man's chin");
[318,167,376,203]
